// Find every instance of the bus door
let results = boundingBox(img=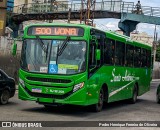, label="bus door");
[88,29,106,101]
